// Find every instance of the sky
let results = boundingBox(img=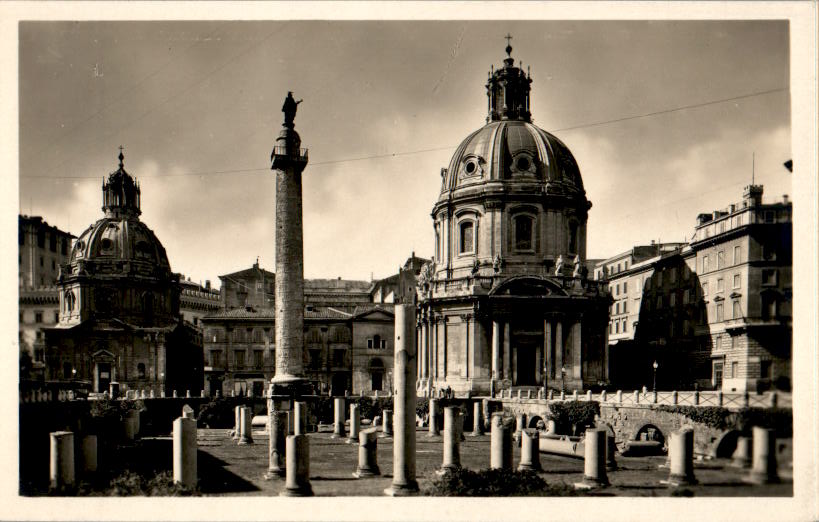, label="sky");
[16,20,792,287]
